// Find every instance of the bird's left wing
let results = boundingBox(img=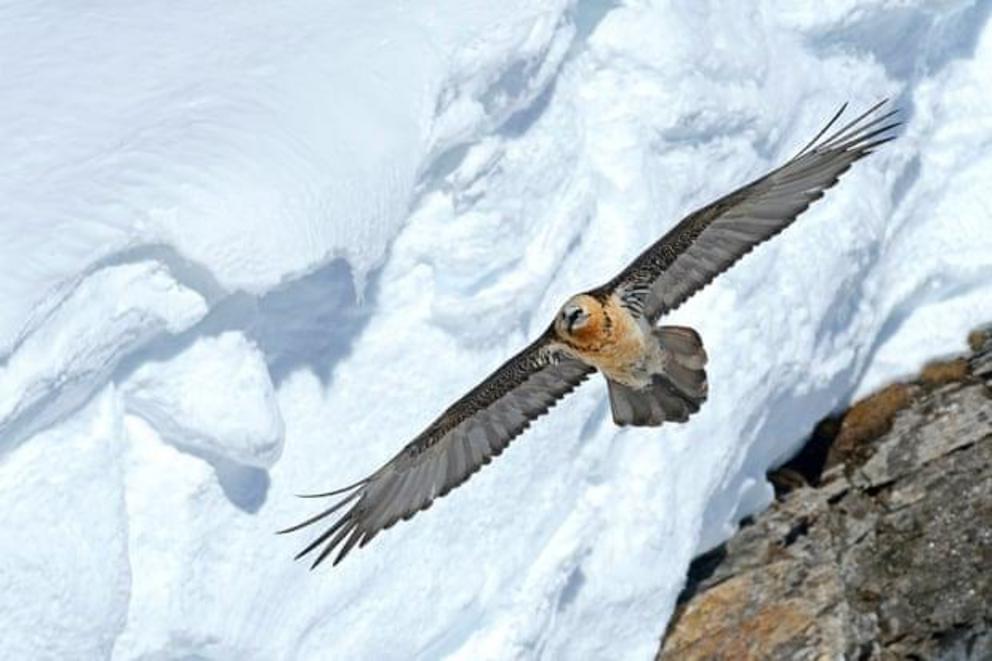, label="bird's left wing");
[606,101,900,322]
[280,331,593,568]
